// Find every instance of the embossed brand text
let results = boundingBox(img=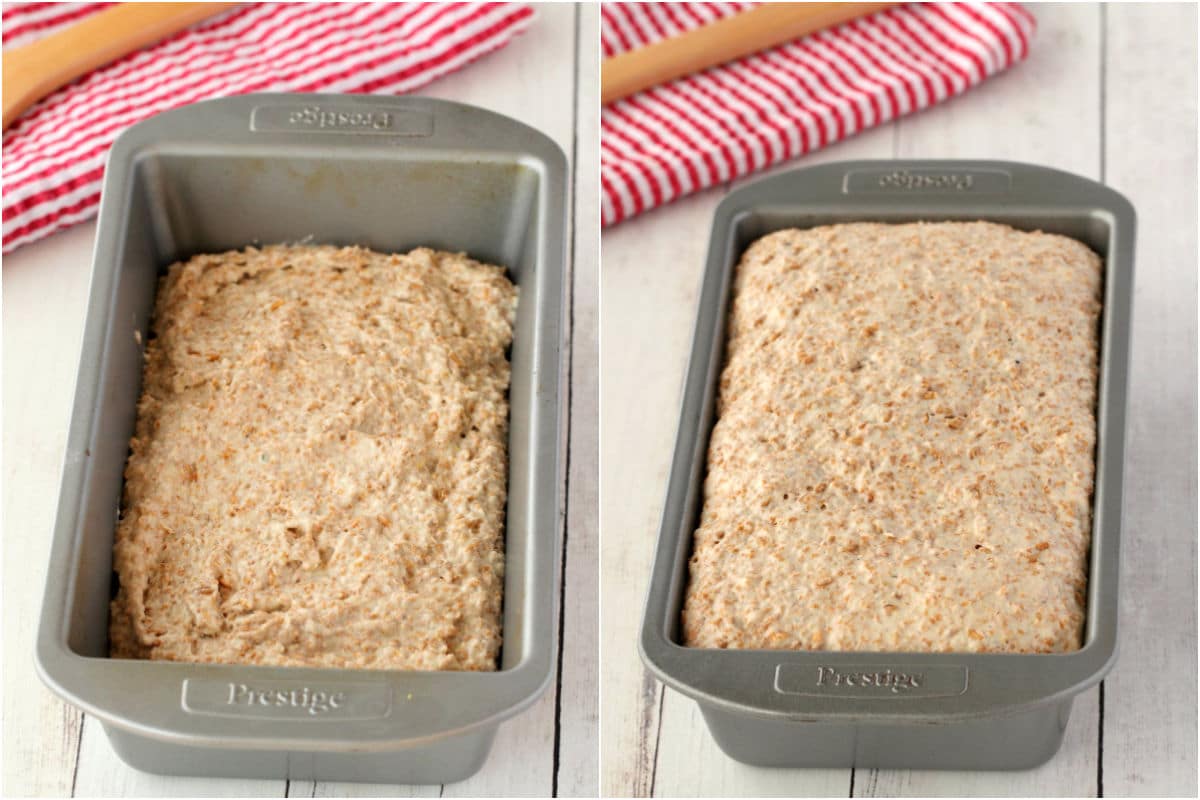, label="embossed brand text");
[816,665,923,694]
[876,170,974,190]
[286,106,393,131]
[226,683,346,715]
